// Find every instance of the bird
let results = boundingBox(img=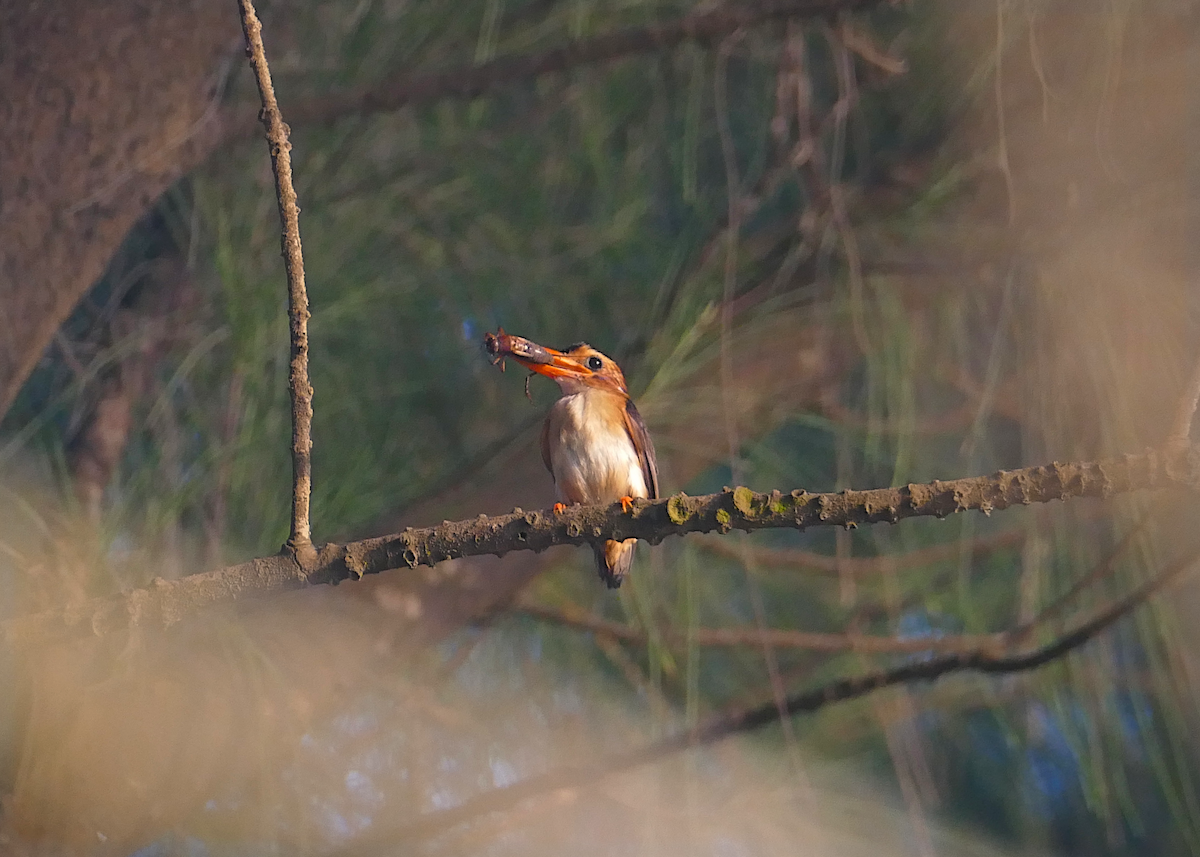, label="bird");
[484,329,659,588]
